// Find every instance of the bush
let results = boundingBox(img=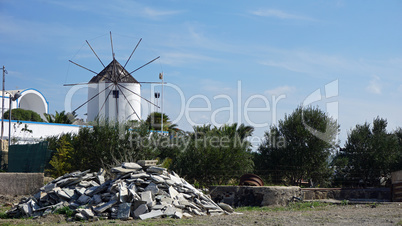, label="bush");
[3,108,44,122]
